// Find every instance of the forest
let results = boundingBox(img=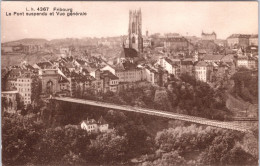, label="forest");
[2,108,258,166]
